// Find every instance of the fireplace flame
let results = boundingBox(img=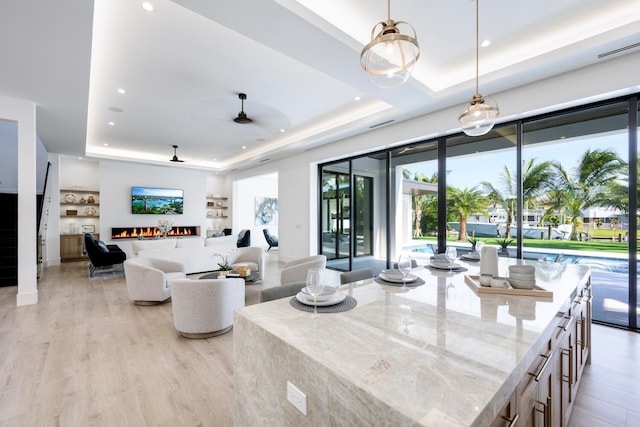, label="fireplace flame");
[111,226,199,239]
